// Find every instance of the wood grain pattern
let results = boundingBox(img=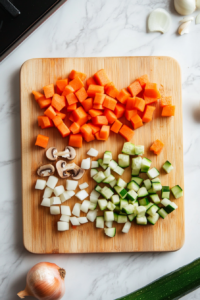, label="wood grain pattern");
[20,57,184,253]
